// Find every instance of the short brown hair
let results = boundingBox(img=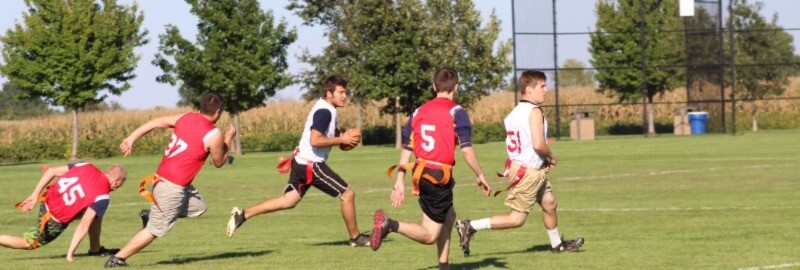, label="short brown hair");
[106,164,127,182]
[199,92,223,116]
[518,70,547,93]
[322,76,347,97]
[434,67,459,93]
